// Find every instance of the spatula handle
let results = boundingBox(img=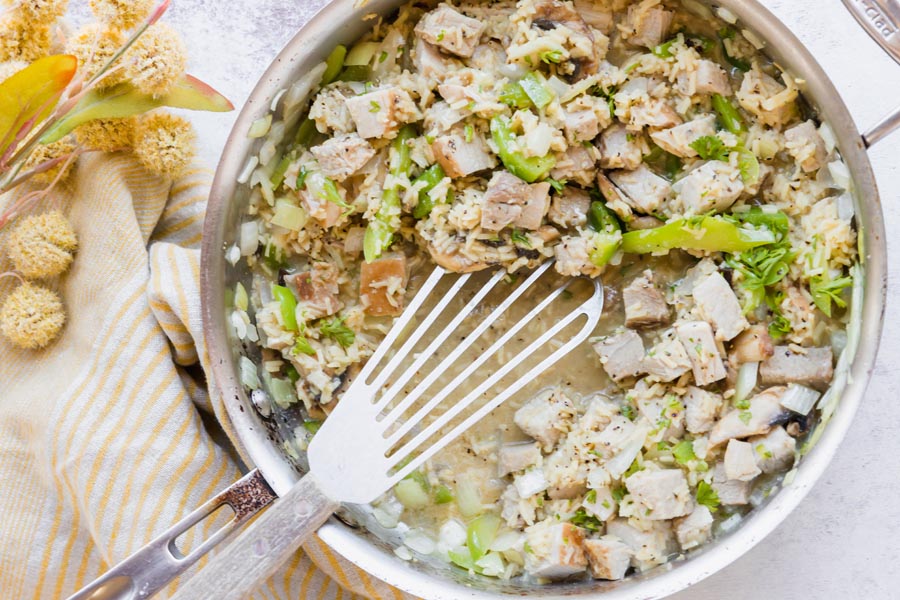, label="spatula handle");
[170,473,339,600]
